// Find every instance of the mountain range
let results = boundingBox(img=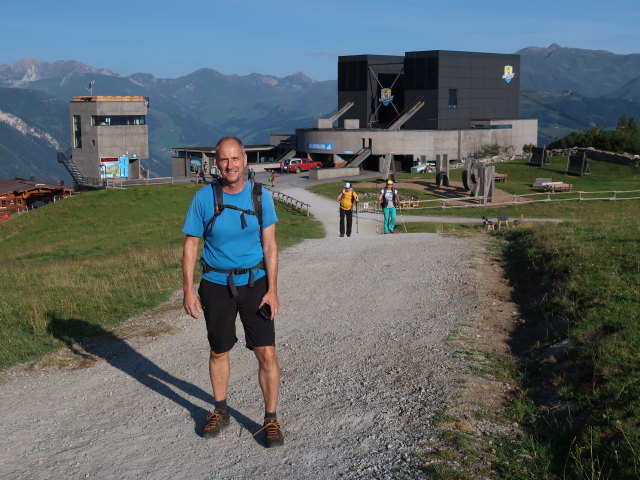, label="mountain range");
[1,44,640,183]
